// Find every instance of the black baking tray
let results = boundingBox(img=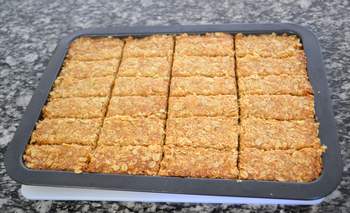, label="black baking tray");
[5,23,342,200]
